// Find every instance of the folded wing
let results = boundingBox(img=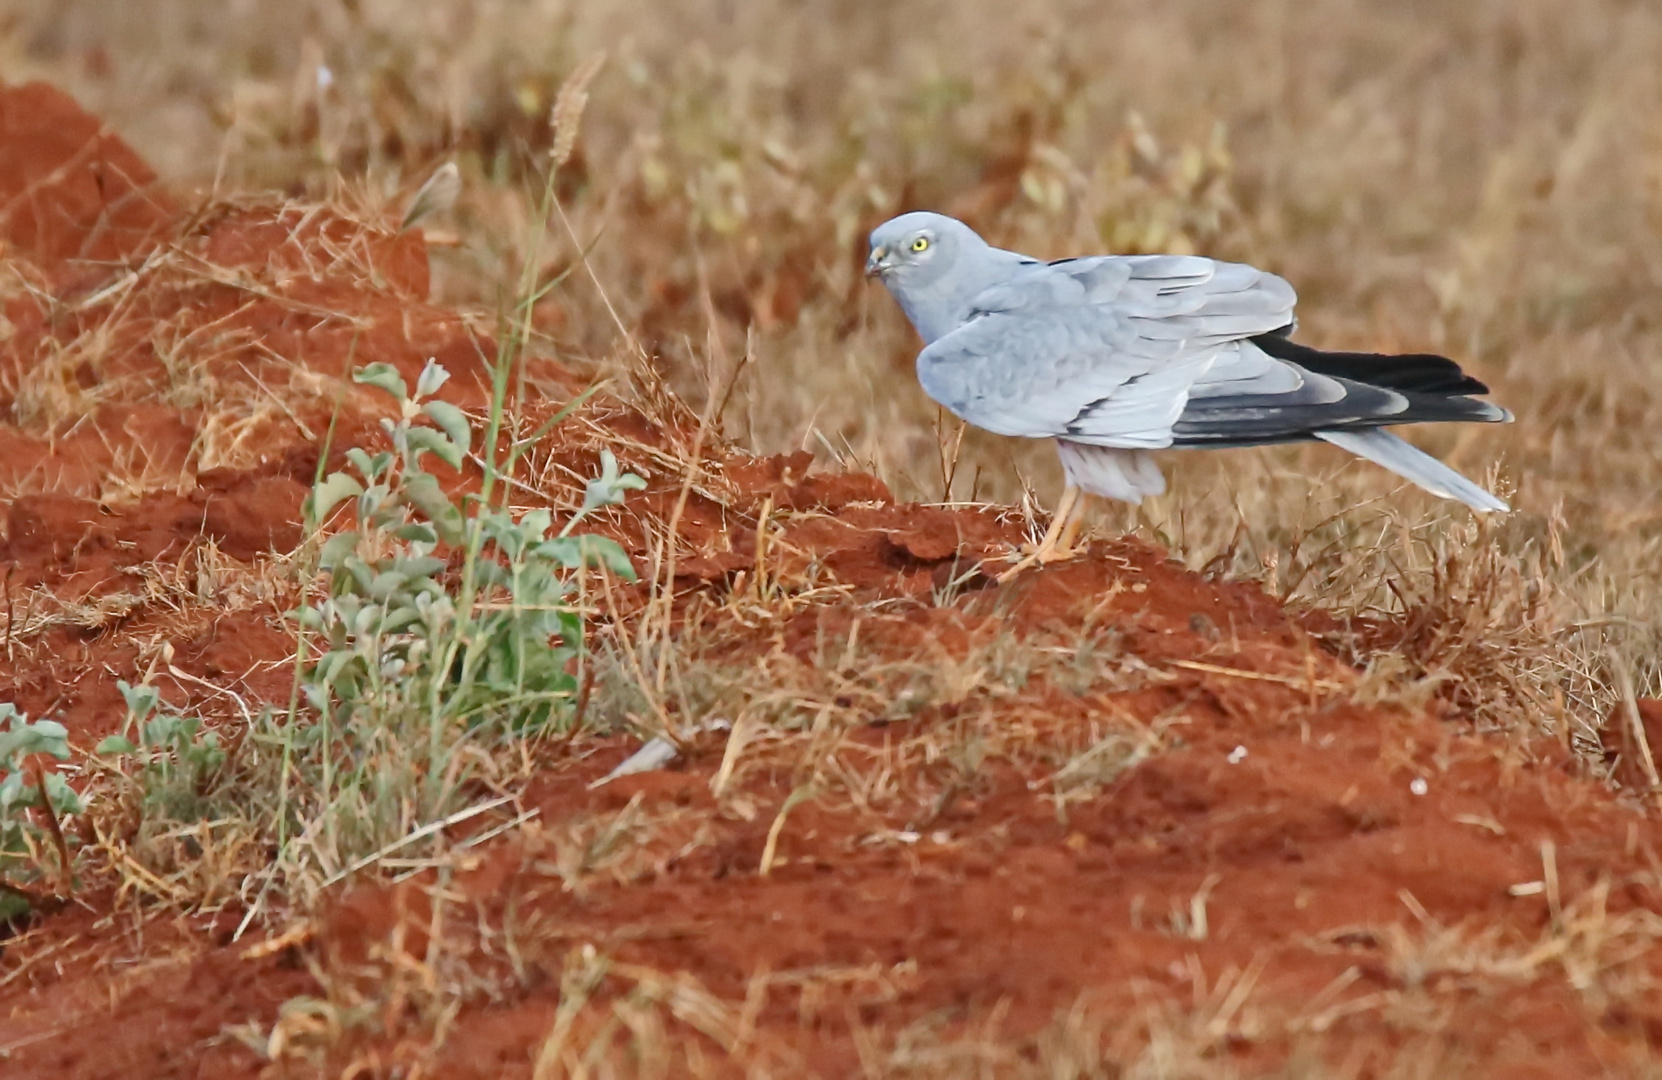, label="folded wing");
[919,253,1506,454]
[917,254,1299,447]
